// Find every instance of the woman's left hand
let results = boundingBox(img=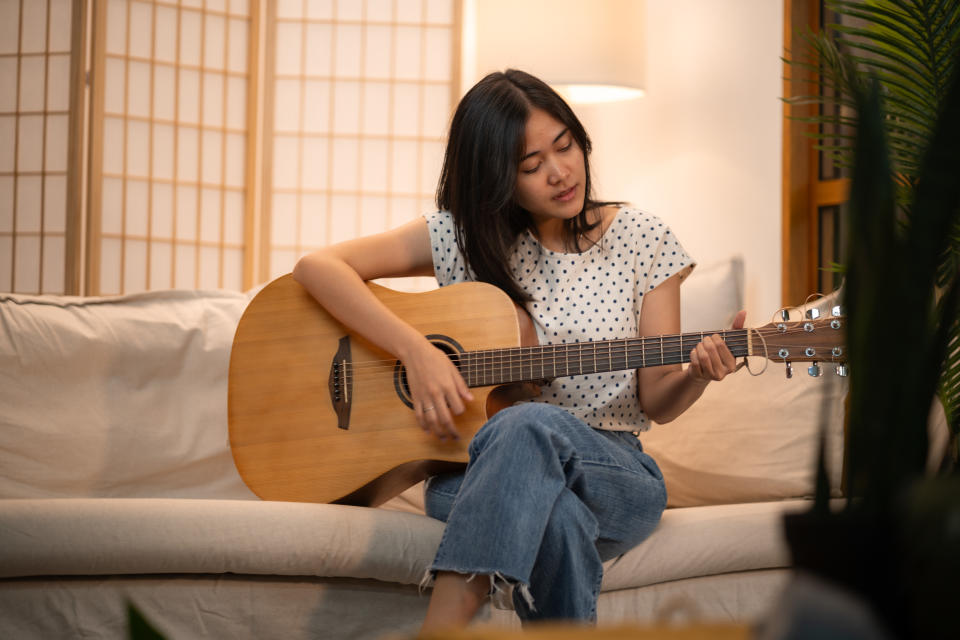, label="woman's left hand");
[687,310,747,383]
